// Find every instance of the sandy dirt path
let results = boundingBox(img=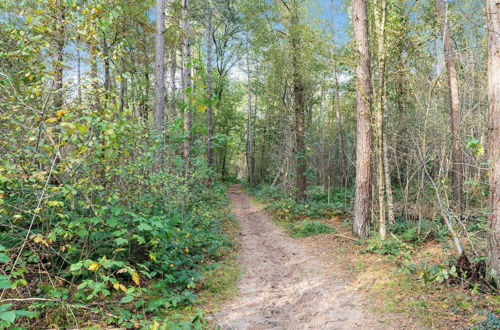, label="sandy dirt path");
[214,185,399,329]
